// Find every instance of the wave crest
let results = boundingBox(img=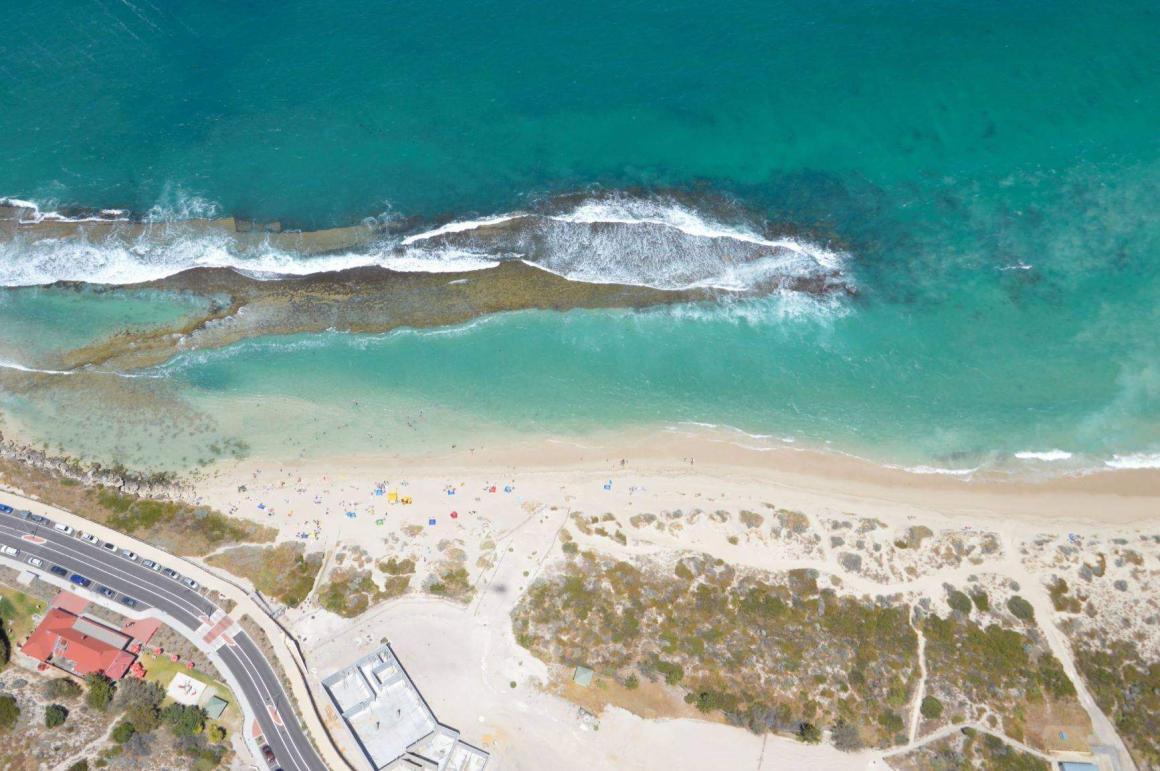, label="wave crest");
[1,192,850,294]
